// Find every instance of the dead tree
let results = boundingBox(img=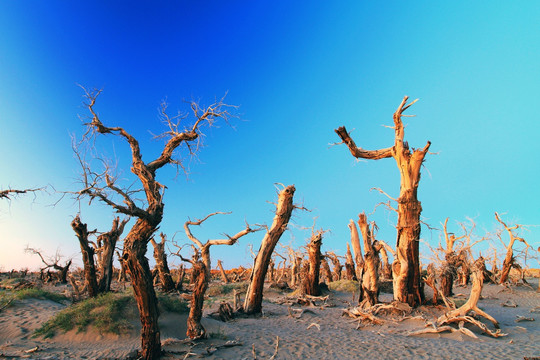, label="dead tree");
[302,231,323,296]
[320,257,333,284]
[116,250,128,282]
[150,233,176,292]
[495,212,531,284]
[325,251,342,281]
[335,96,430,306]
[439,218,465,297]
[357,212,380,307]
[378,240,396,280]
[25,247,72,283]
[344,243,357,280]
[71,215,99,297]
[437,257,501,331]
[97,217,129,292]
[243,185,296,315]
[217,260,230,284]
[348,220,364,279]
[75,88,234,359]
[182,211,260,338]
